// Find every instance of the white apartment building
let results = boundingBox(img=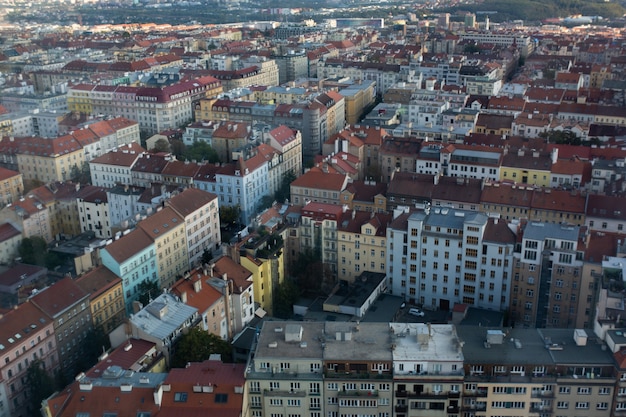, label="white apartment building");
[387,207,516,311]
